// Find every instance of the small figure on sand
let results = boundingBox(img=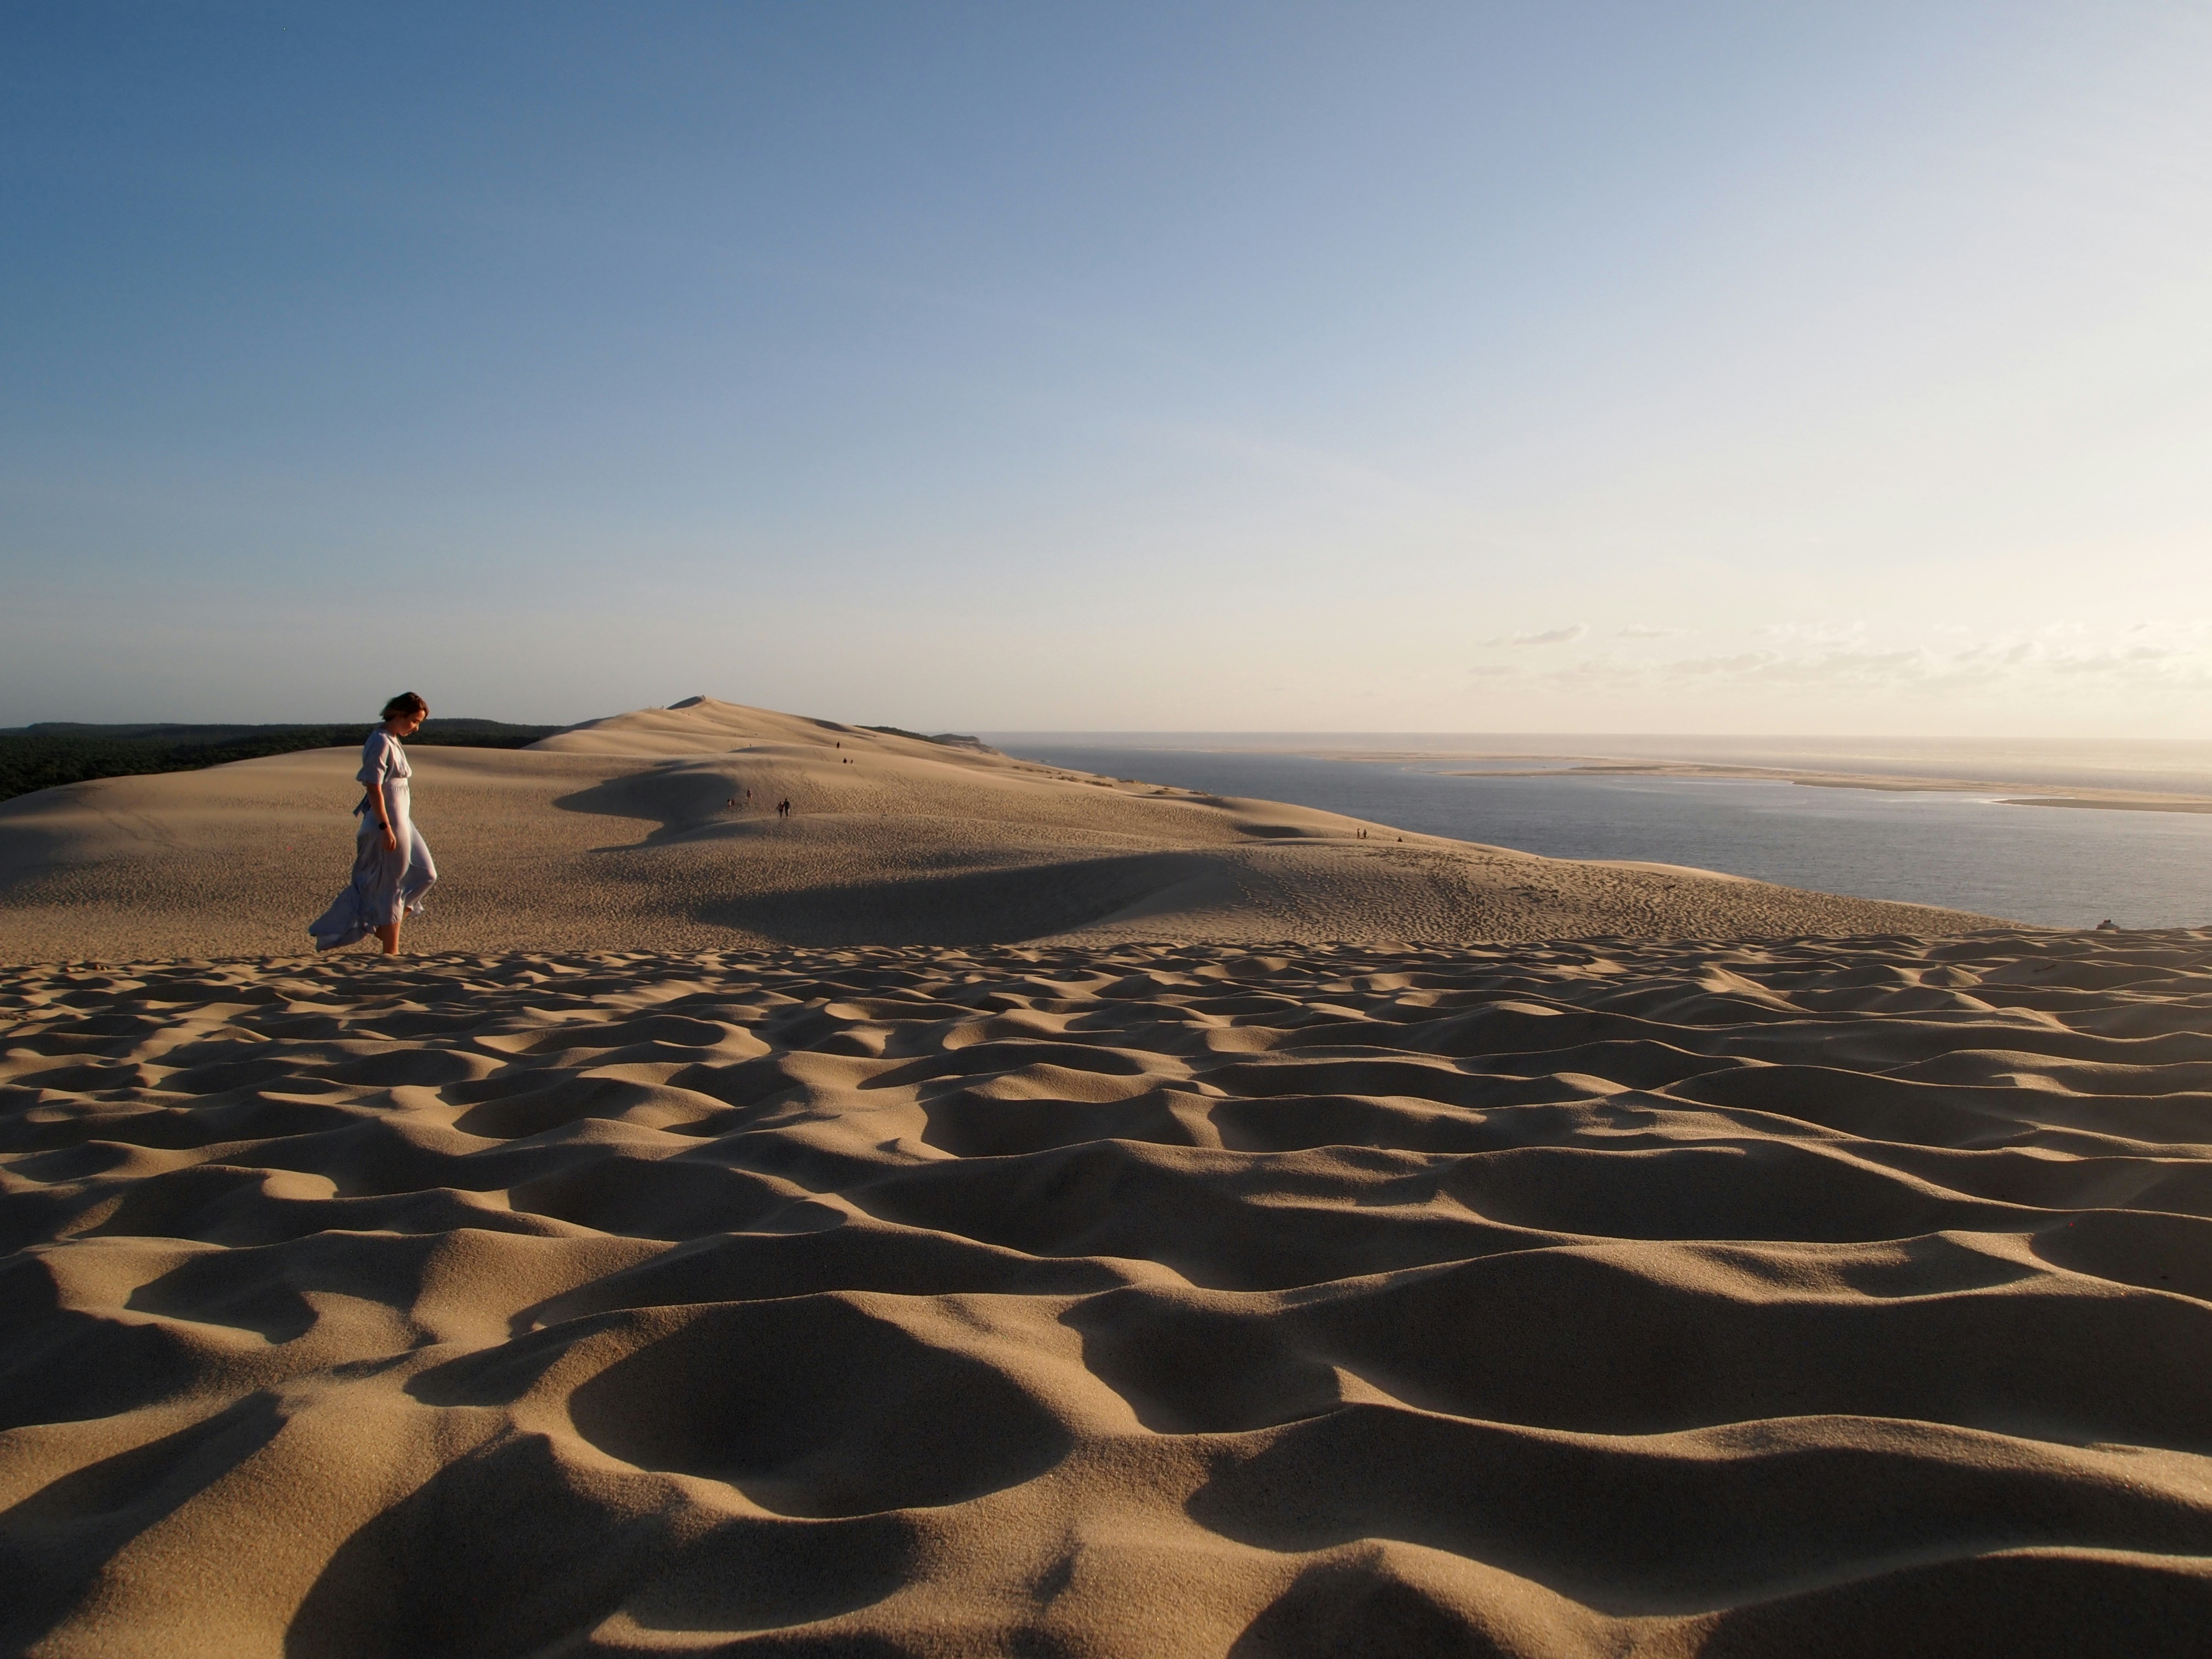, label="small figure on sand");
[777,798,792,818]
[308,693,438,955]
